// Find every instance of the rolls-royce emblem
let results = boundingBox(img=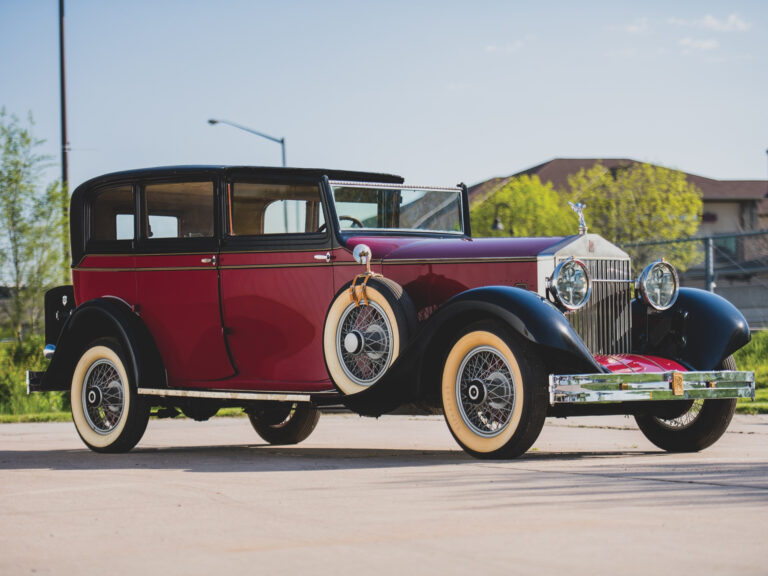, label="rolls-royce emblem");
[568,201,588,235]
